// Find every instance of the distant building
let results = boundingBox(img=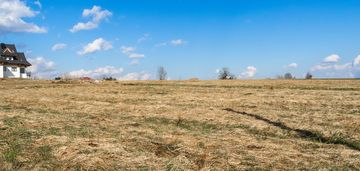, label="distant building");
[0,43,31,78]
[80,77,93,81]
